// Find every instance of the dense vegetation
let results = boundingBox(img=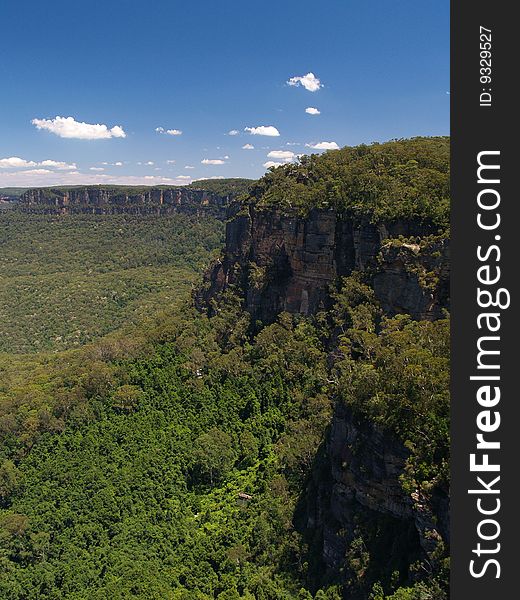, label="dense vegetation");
[248,137,449,228]
[188,179,253,196]
[0,212,223,353]
[0,189,29,199]
[0,138,449,599]
[0,281,449,599]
